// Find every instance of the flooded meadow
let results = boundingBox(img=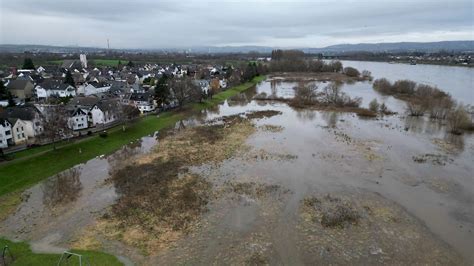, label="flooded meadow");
[1,62,473,265]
